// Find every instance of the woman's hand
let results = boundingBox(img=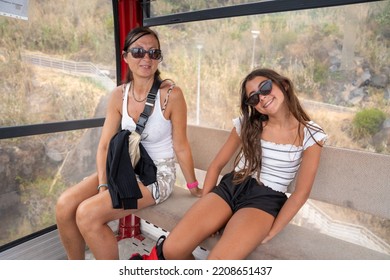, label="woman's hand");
[189,187,202,197]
